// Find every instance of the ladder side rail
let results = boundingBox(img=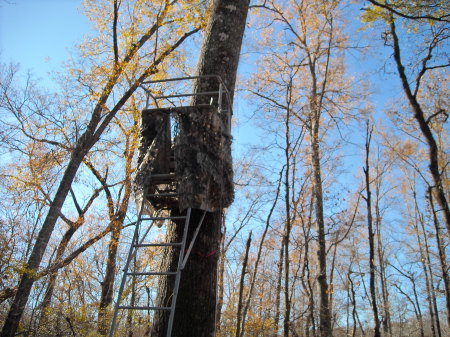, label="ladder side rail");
[132,217,157,255]
[109,121,167,337]
[218,83,223,113]
[166,208,192,337]
[108,200,144,337]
